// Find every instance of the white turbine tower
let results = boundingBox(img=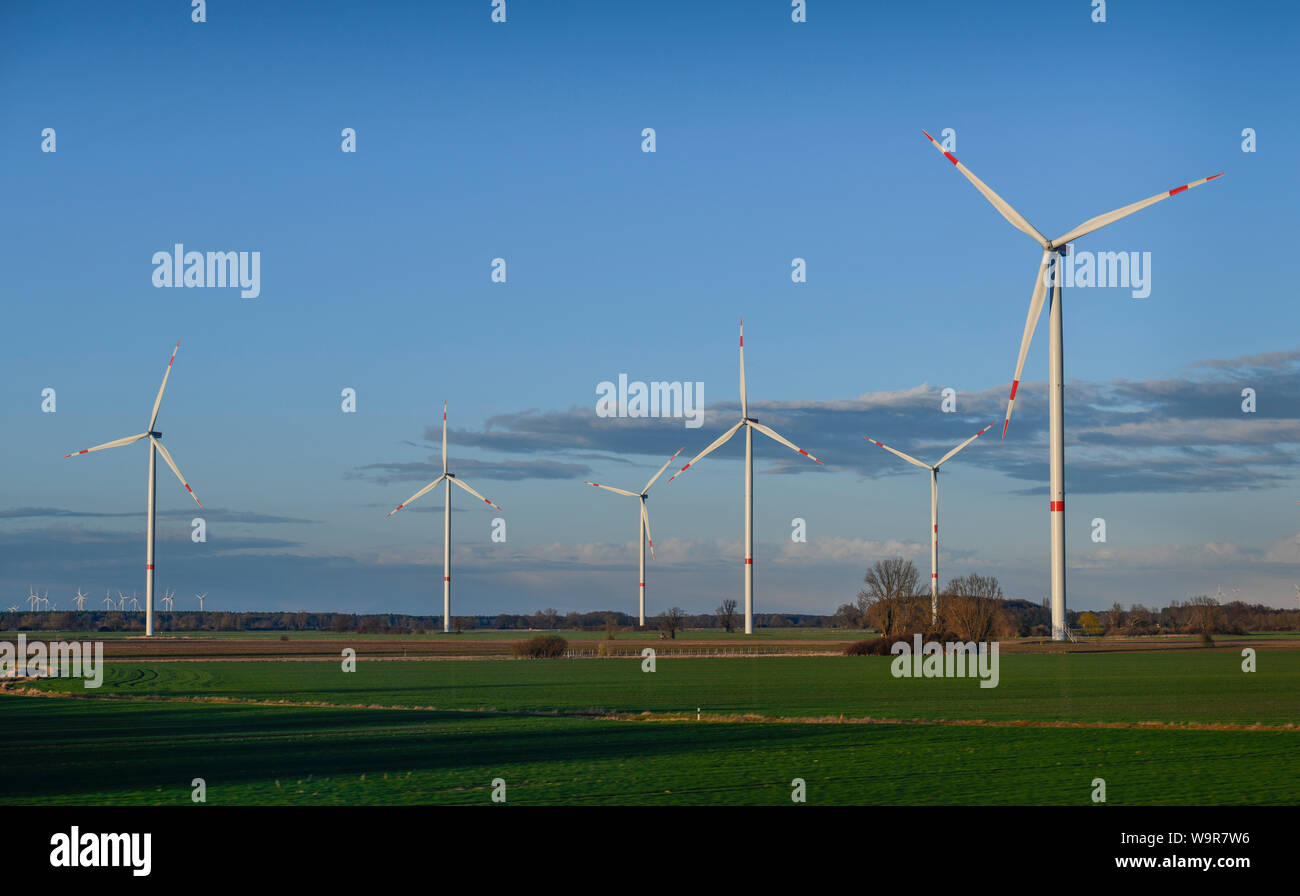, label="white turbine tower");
[74,589,87,611]
[26,587,40,611]
[196,592,207,612]
[63,339,203,636]
[102,593,115,611]
[668,320,824,635]
[583,447,683,626]
[922,130,1222,641]
[386,400,502,634]
[864,422,996,625]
